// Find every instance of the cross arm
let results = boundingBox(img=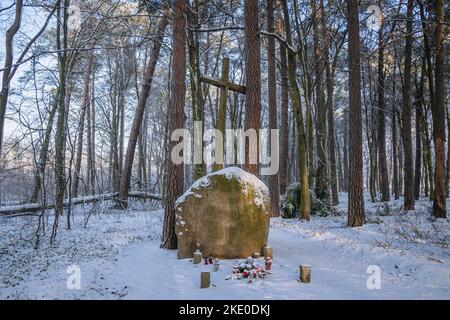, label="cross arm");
[200,75,246,94]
